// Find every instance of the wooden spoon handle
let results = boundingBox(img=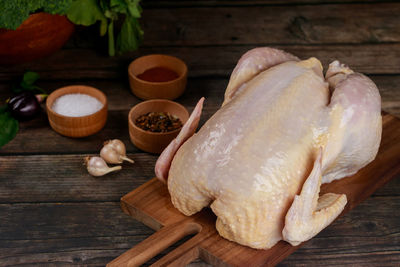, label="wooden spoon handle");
[107,220,201,267]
